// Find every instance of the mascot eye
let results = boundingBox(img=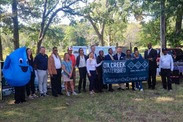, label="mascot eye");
[19,58,23,64]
